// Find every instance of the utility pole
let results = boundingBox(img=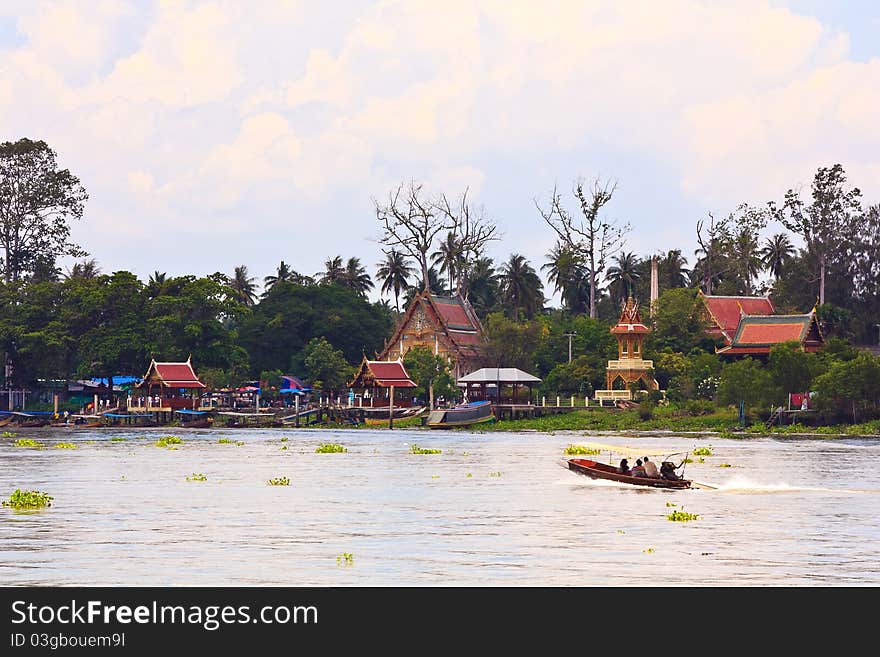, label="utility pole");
[564,332,577,363]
